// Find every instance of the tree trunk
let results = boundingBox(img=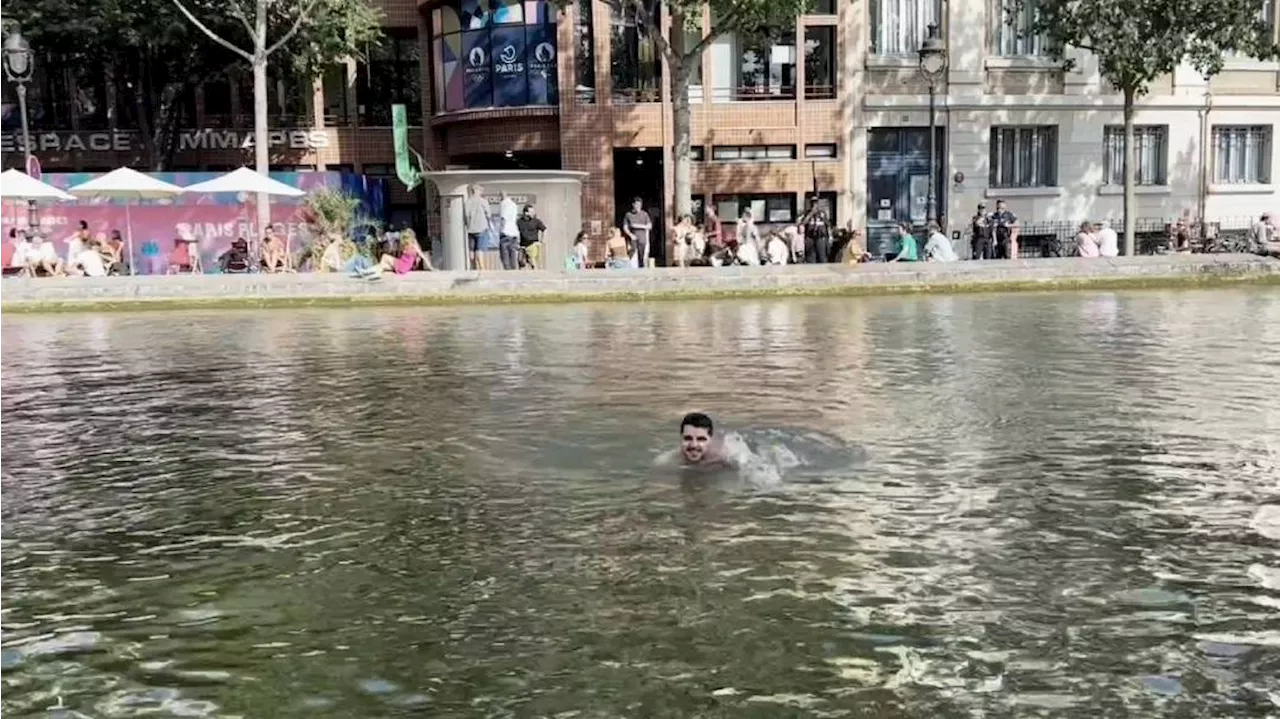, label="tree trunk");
[668,23,693,223]
[253,0,271,238]
[670,67,693,222]
[1122,86,1136,257]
